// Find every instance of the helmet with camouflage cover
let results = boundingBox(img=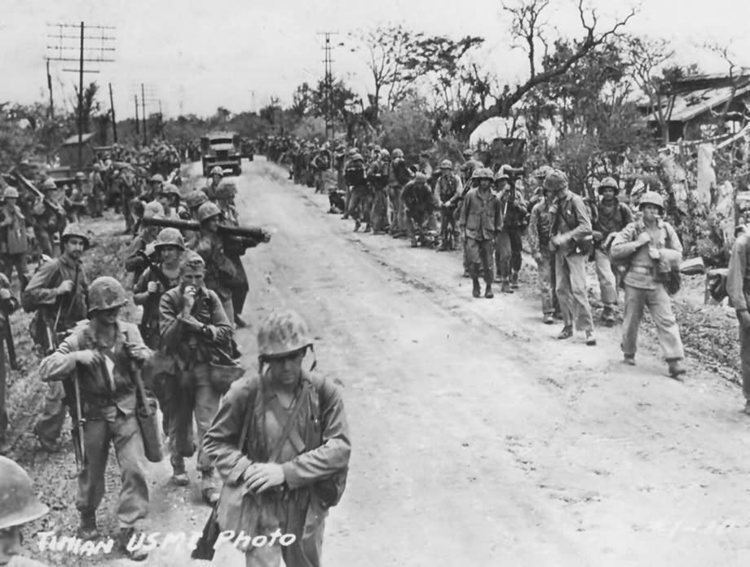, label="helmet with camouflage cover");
[180,249,206,273]
[439,159,453,170]
[257,309,313,360]
[639,191,664,212]
[597,176,620,194]
[186,189,209,210]
[350,153,363,162]
[210,166,223,177]
[41,178,56,191]
[414,171,429,183]
[3,187,19,199]
[462,148,473,157]
[60,223,90,247]
[380,149,390,159]
[216,181,237,201]
[88,276,128,314]
[494,169,510,182]
[0,456,48,530]
[543,169,568,193]
[392,148,404,159]
[197,201,222,223]
[149,173,165,184]
[534,165,552,179]
[154,228,185,250]
[75,171,86,181]
[143,200,165,219]
[161,183,181,197]
[471,167,493,181]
